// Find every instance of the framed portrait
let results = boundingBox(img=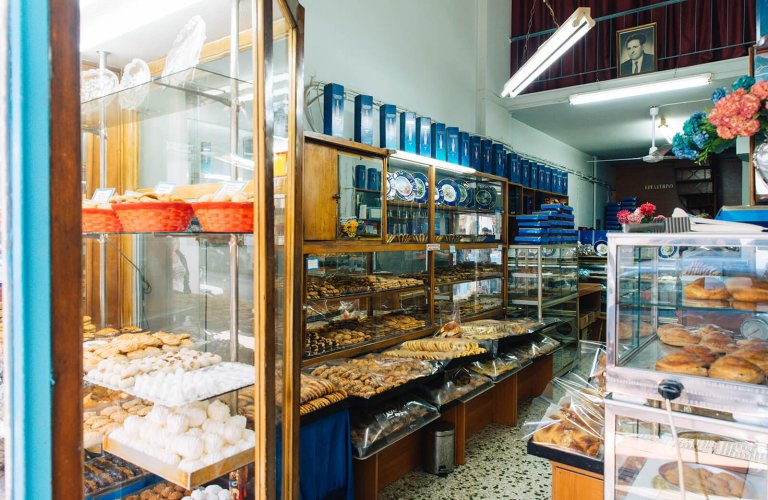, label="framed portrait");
[616,22,658,78]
